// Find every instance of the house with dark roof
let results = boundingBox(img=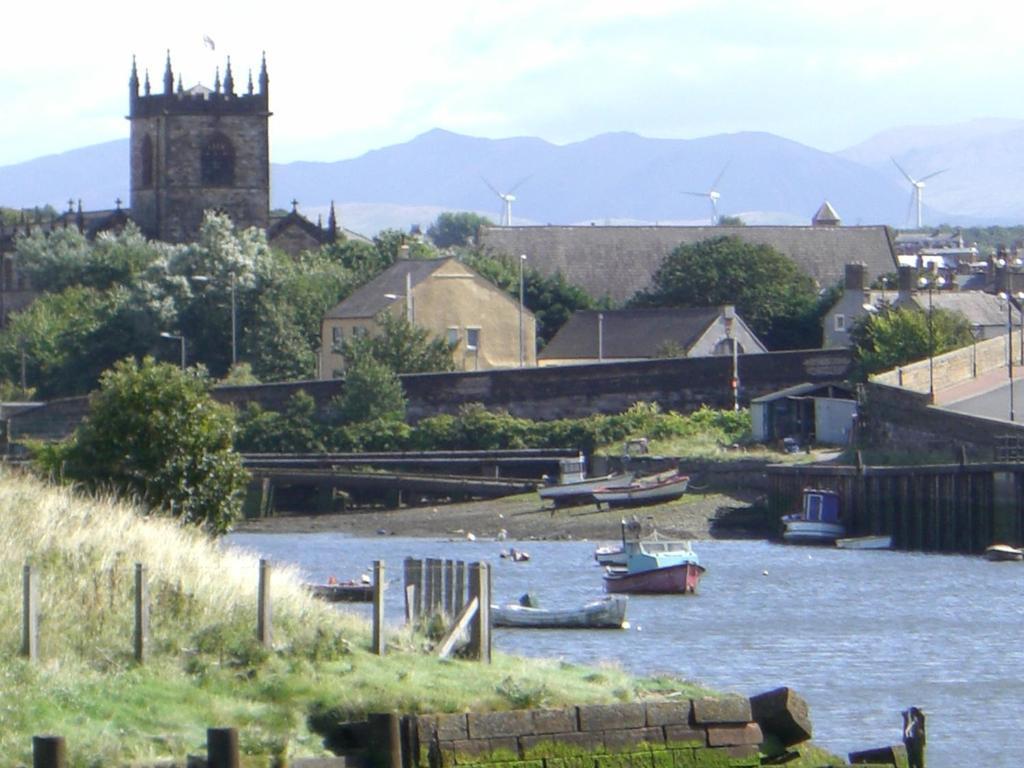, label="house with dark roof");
[477,205,897,304]
[824,263,1021,349]
[538,306,766,366]
[320,257,537,377]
